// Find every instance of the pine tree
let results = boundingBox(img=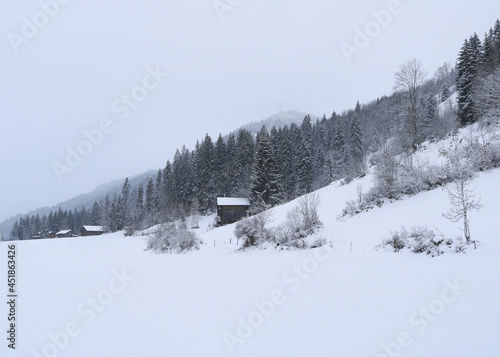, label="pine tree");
[135,184,144,222]
[195,134,216,211]
[91,201,101,225]
[145,178,154,221]
[482,30,497,75]
[278,125,297,201]
[441,84,451,102]
[332,122,348,179]
[297,138,313,195]
[301,115,313,143]
[162,161,175,213]
[214,134,228,197]
[423,95,438,139]
[252,126,281,206]
[457,34,482,125]
[234,129,255,197]
[117,177,131,229]
[154,170,163,218]
[348,102,364,177]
